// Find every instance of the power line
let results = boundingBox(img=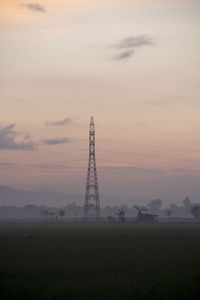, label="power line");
[98,138,200,154]
[1,162,199,175]
[97,149,200,163]
[1,139,199,165]
[1,148,199,164]
[0,148,87,160]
